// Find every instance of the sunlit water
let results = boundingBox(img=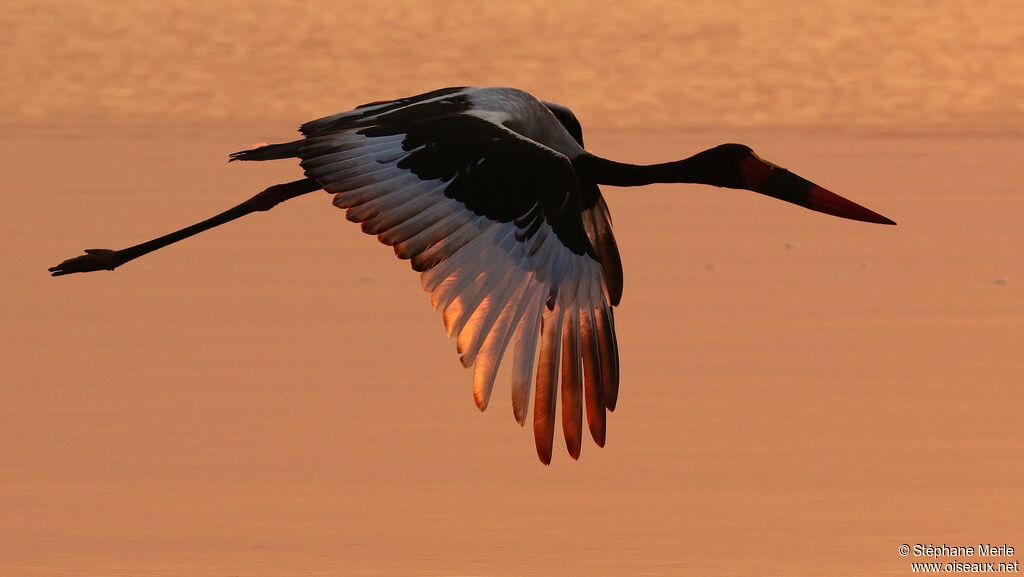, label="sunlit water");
[5,0,1023,133]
